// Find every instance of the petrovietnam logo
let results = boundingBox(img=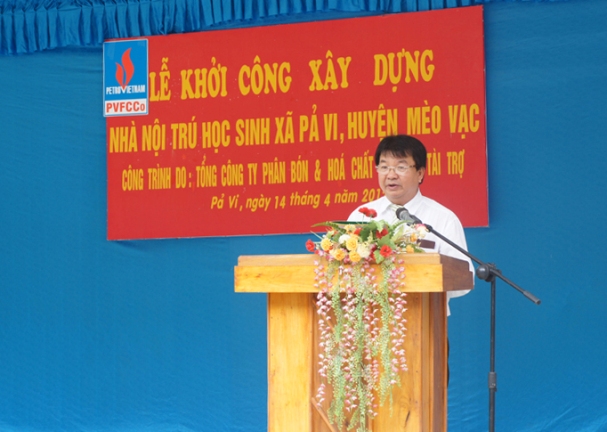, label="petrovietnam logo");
[115,48,135,89]
[107,48,146,95]
[104,39,148,117]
